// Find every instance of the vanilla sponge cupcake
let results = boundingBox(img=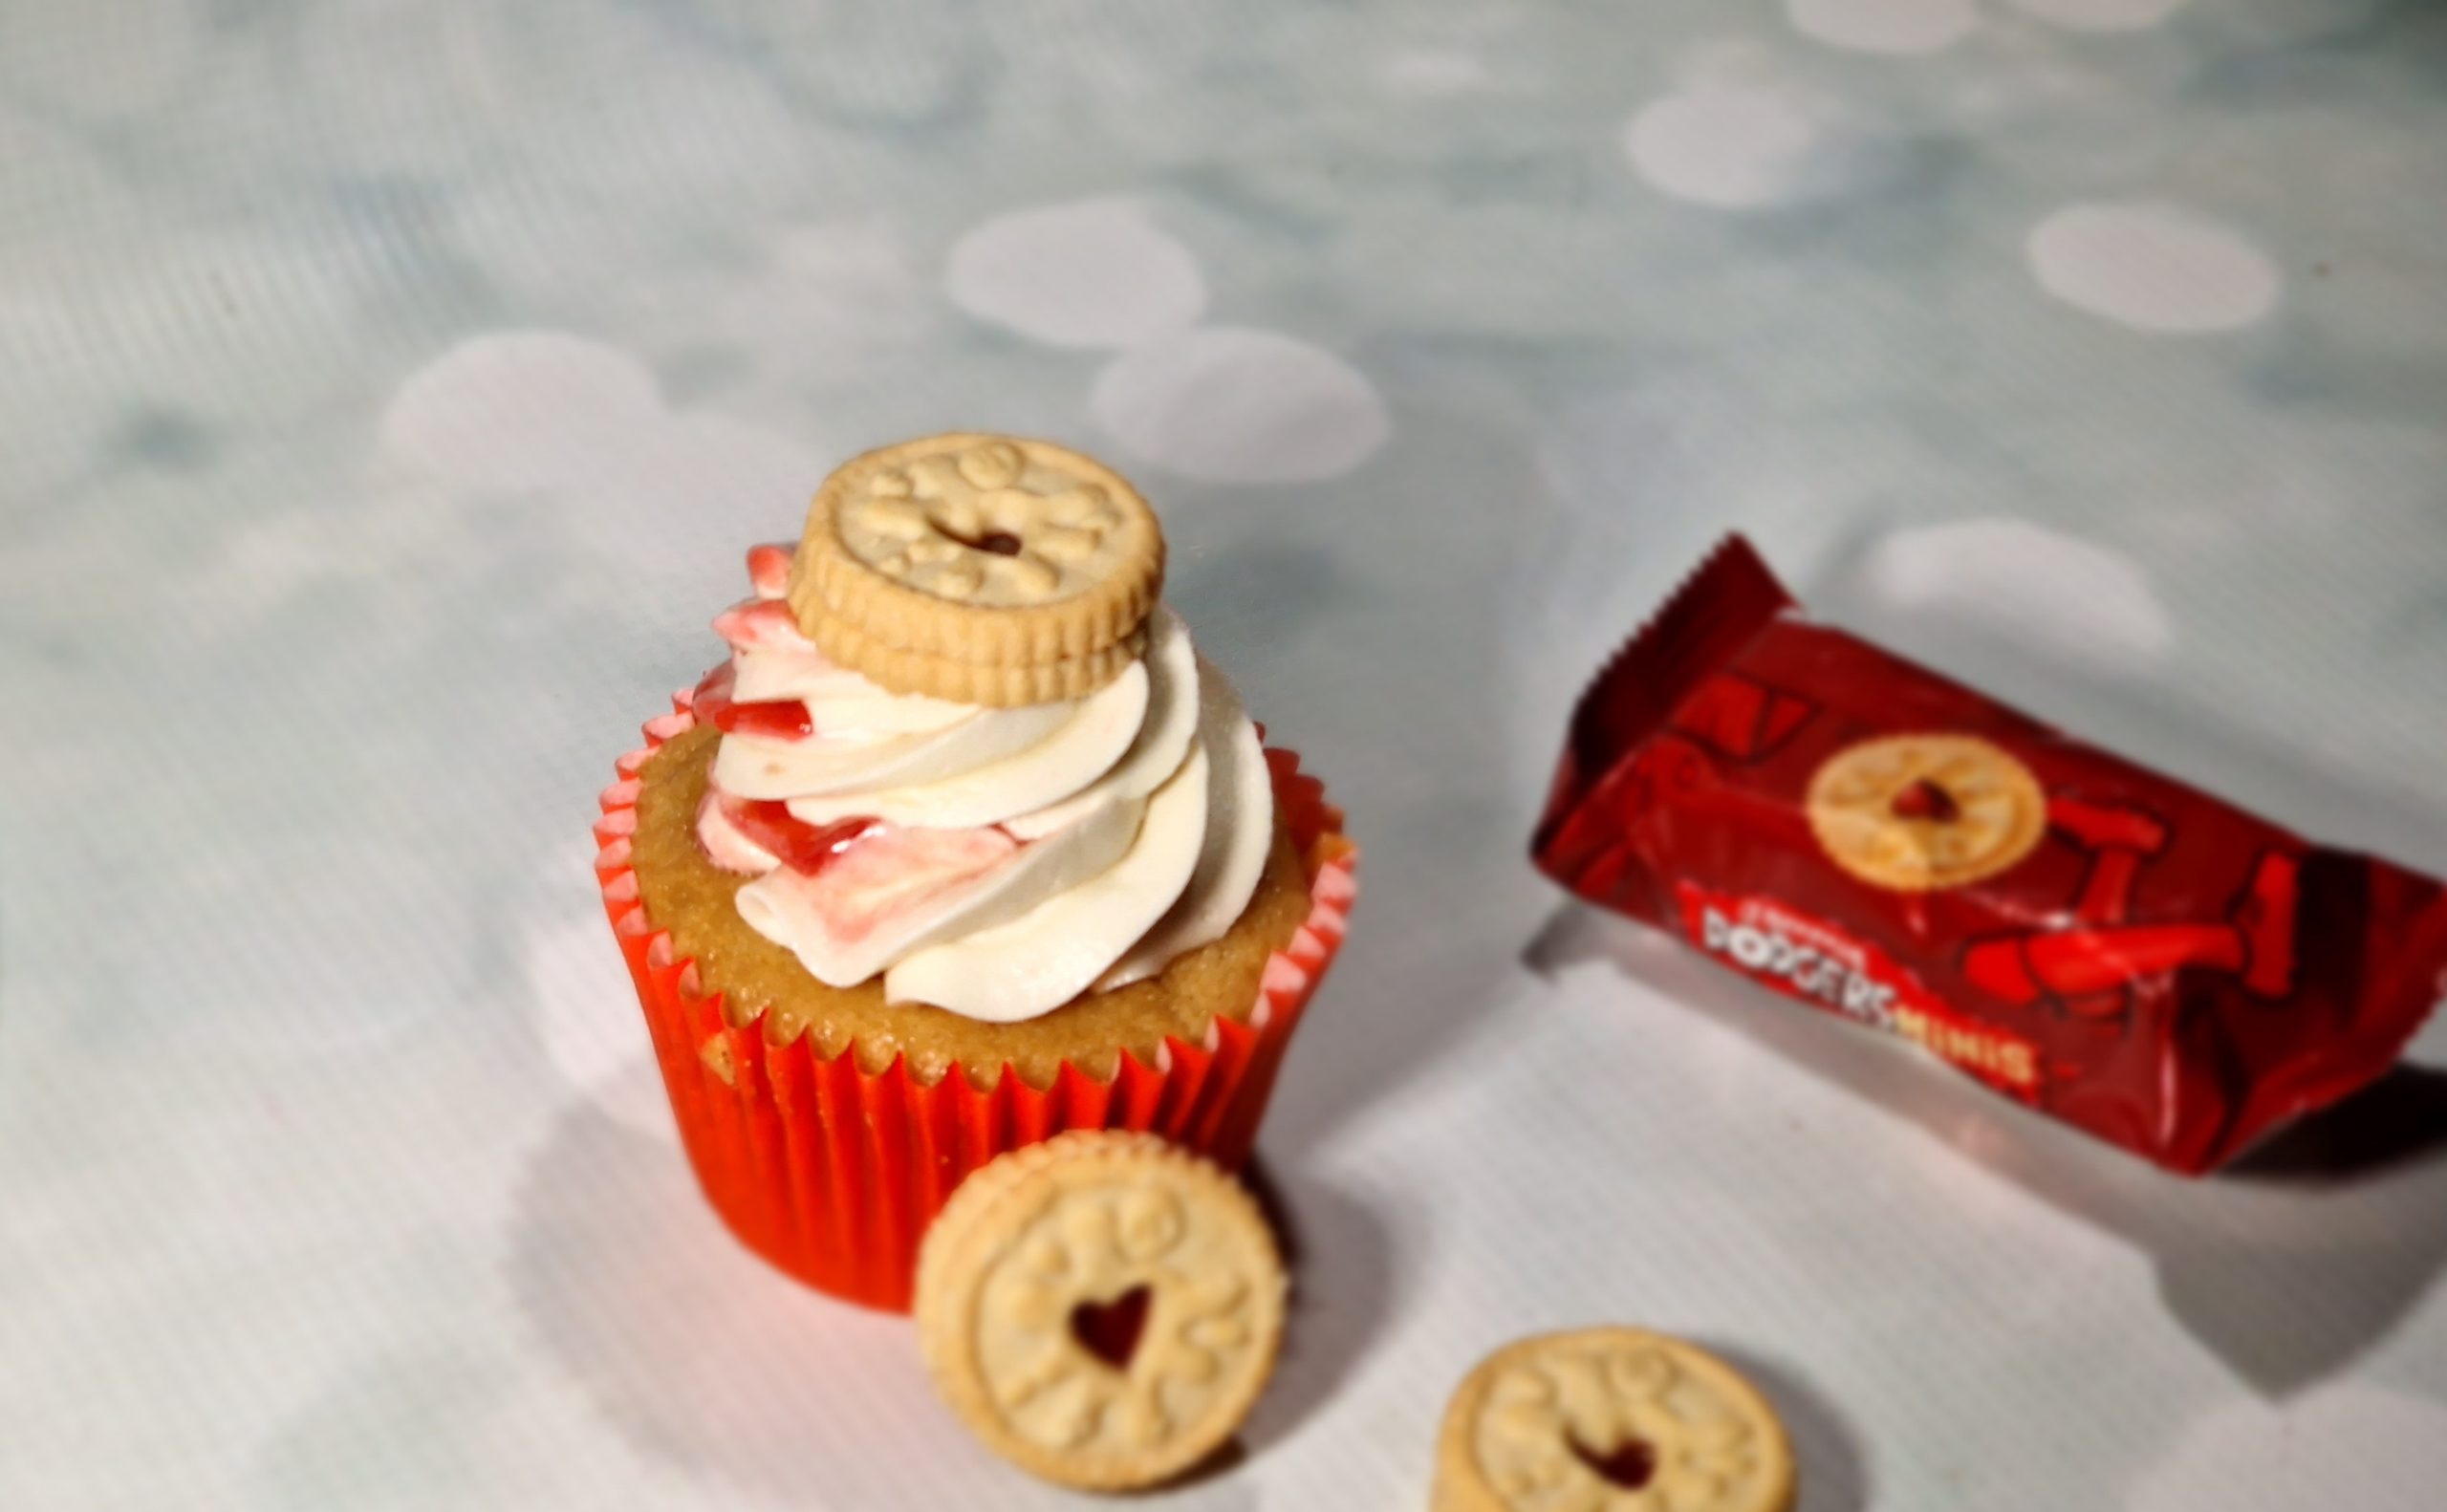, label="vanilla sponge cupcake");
[594,434,1356,1310]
